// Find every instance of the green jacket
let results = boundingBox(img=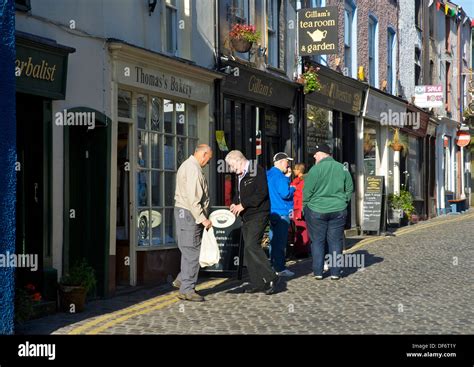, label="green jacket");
[303,157,354,214]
